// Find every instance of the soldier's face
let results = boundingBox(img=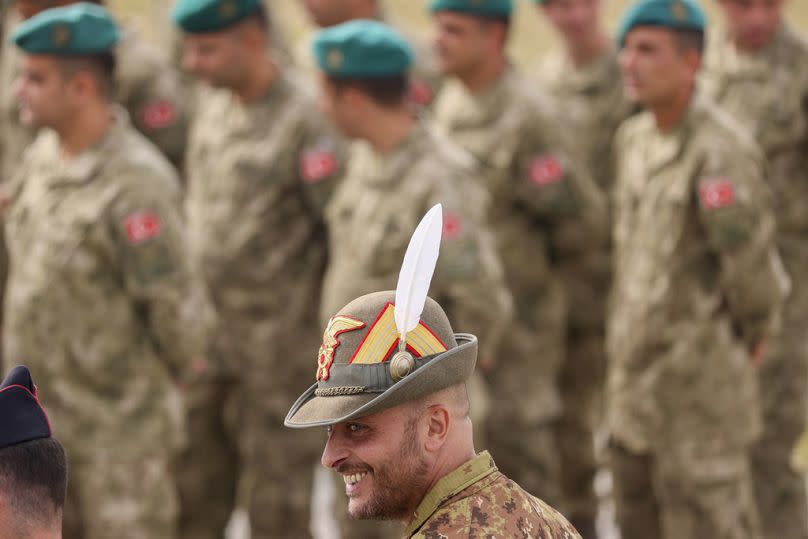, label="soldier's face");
[181,32,247,89]
[541,0,602,44]
[14,55,74,129]
[321,405,431,520]
[433,12,496,78]
[718,0,785,52]
[619,27,699,108]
